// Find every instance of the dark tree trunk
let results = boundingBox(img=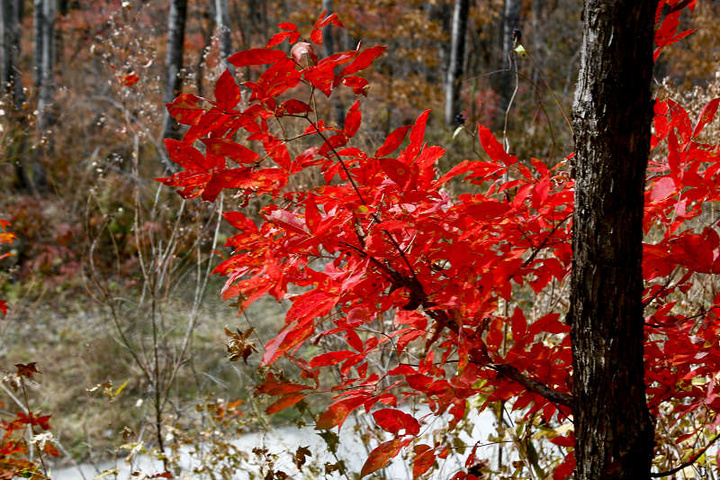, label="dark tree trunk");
[497,0,521,128]
[444,0,469,126]
[322,0,344,128]
[0,0,33,192]
[162,0,188,142]
[1,0,24,108]
[569,1,657,478]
